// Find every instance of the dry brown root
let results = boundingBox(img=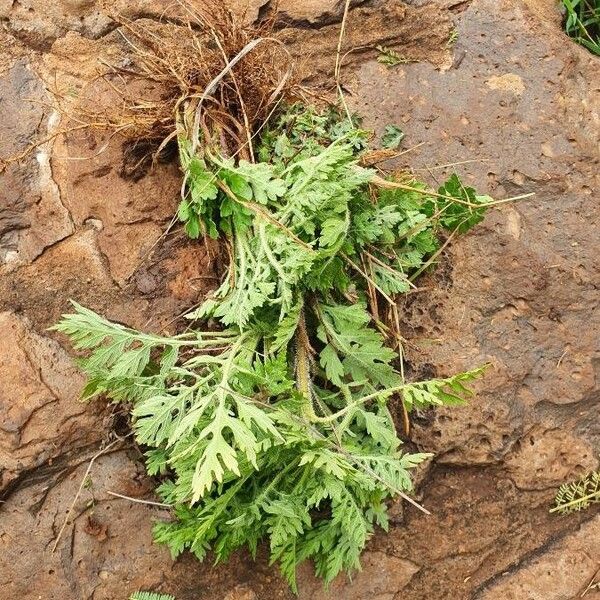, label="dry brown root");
[2,0,298,175]
[97,1,297,157]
